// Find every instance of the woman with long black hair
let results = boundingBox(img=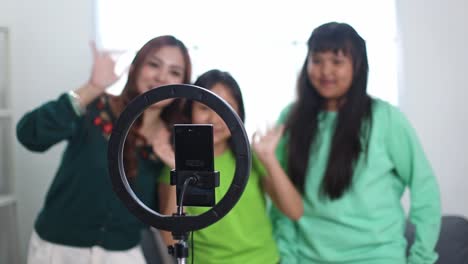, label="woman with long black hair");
[259,22,441,263]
